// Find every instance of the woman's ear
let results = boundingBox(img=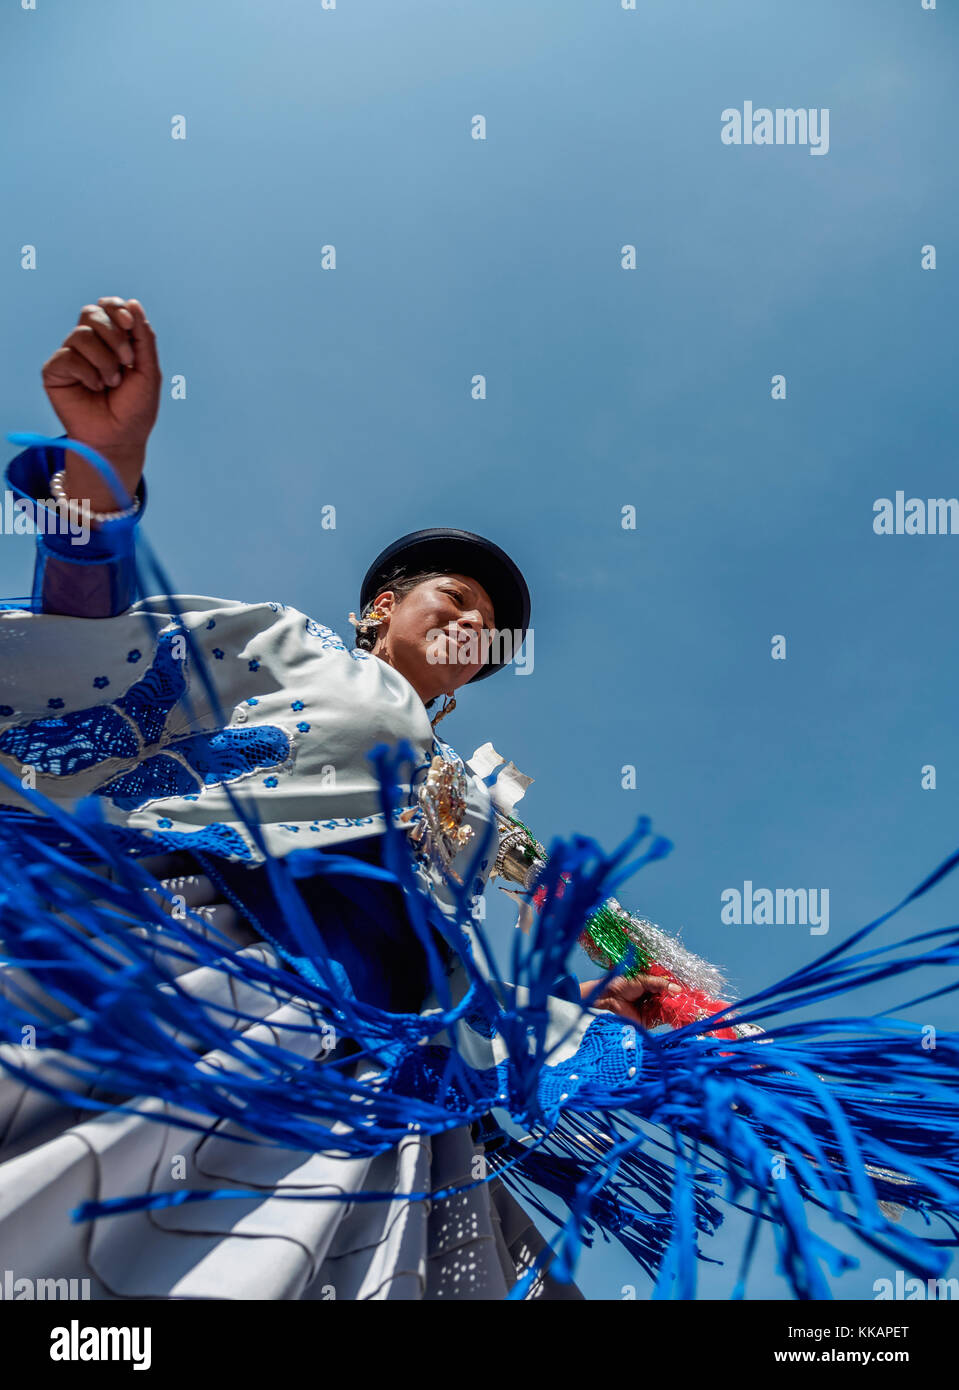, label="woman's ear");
[373,590,396,618]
